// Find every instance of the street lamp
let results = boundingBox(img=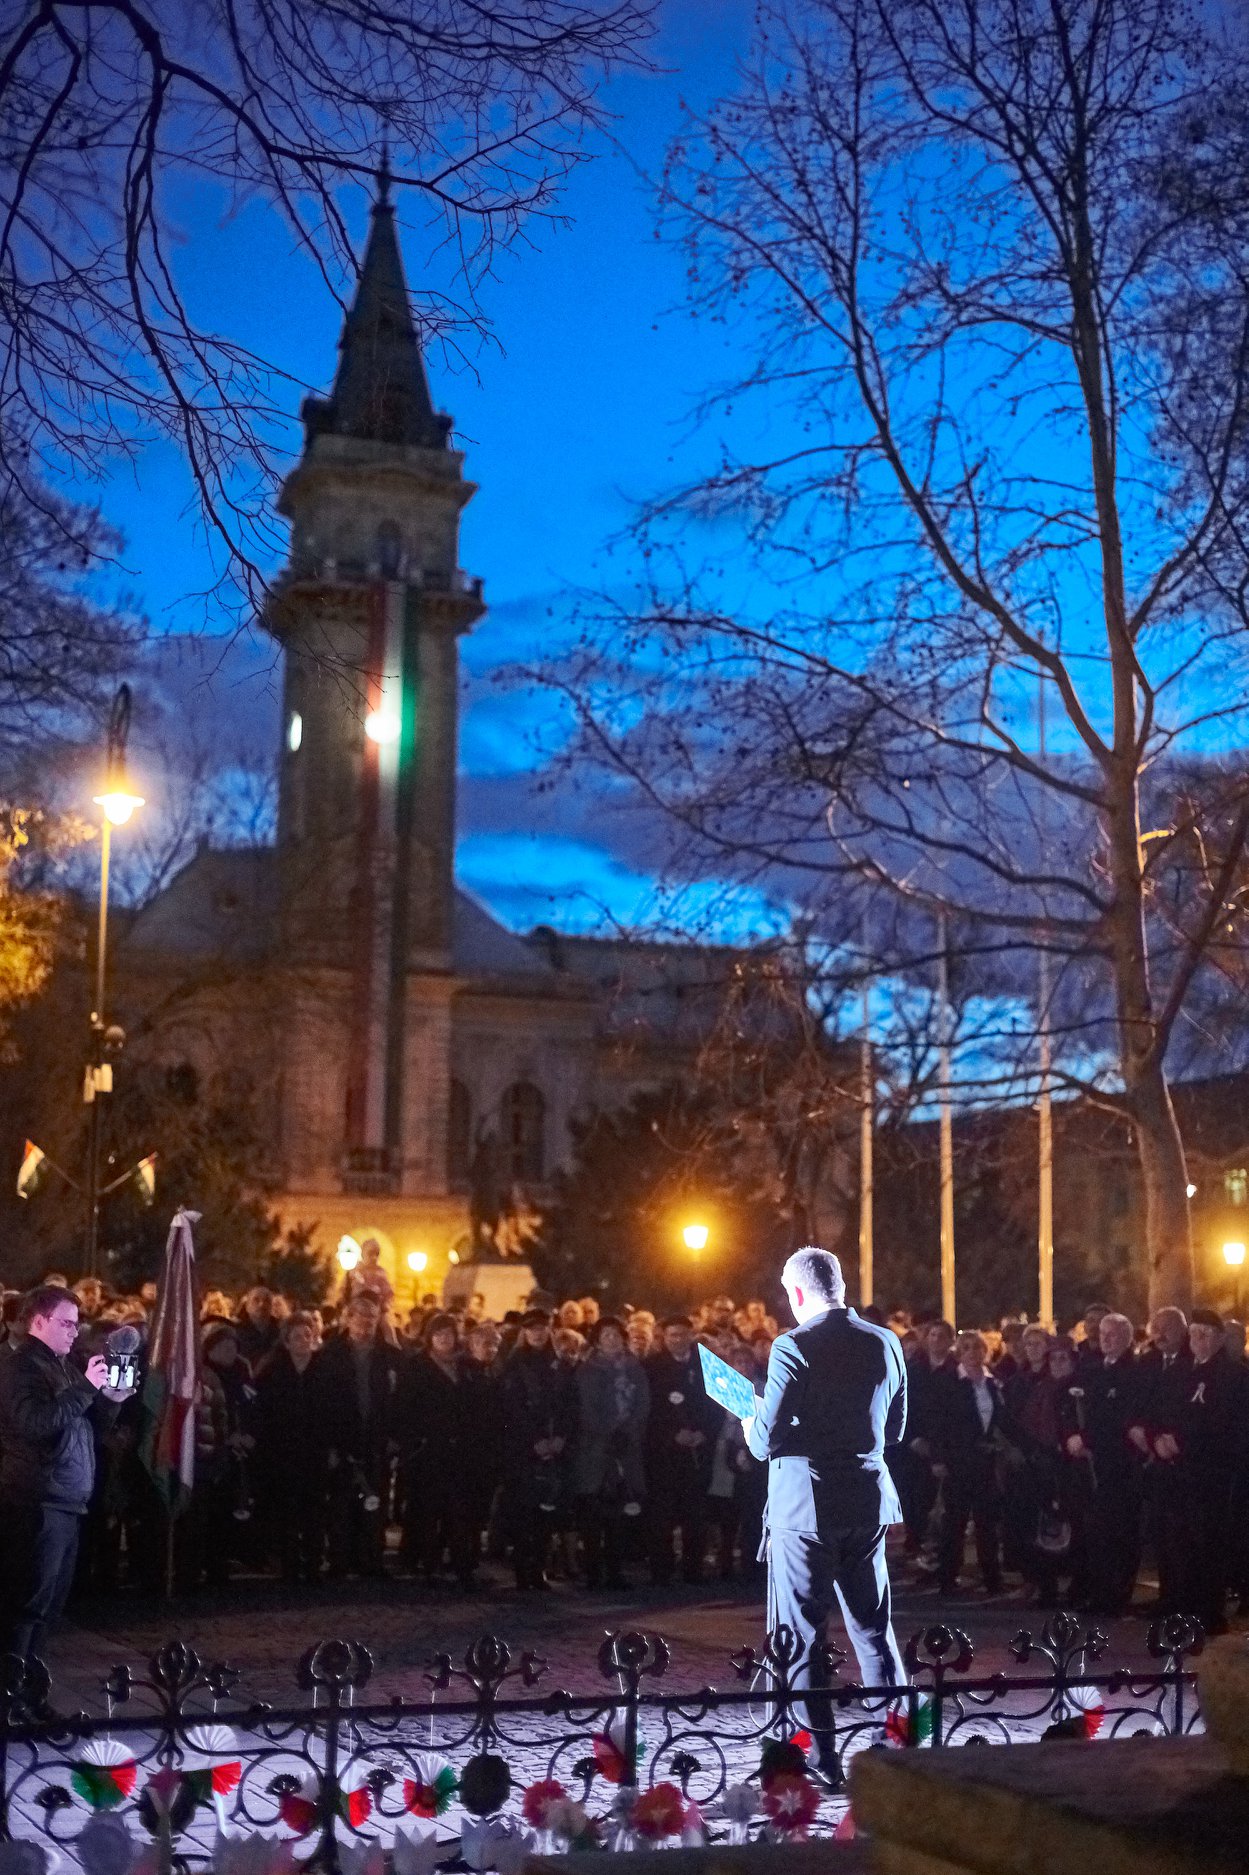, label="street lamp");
[407,1249,428,1273]
[1224,1240,1246,1316]
[682,1222,710,1254]
[337,1234,362,1271]
[85,685,143,1276]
